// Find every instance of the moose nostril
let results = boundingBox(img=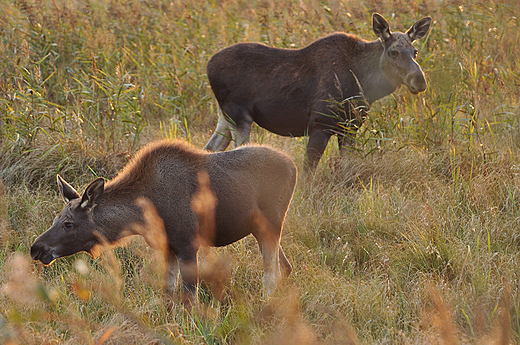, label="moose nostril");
[30,245,39,260]
[31,242,46,260]
[417,80,427,92]
[407,75,427,93]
